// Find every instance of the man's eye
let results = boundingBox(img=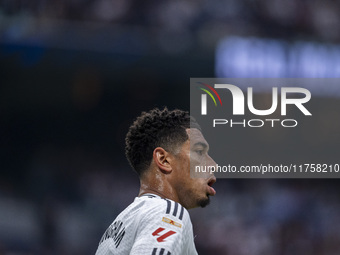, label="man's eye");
[196,150,203,155]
